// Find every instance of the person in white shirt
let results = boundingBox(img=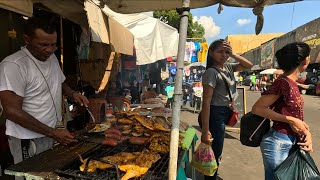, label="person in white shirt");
[0,17,89,173]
